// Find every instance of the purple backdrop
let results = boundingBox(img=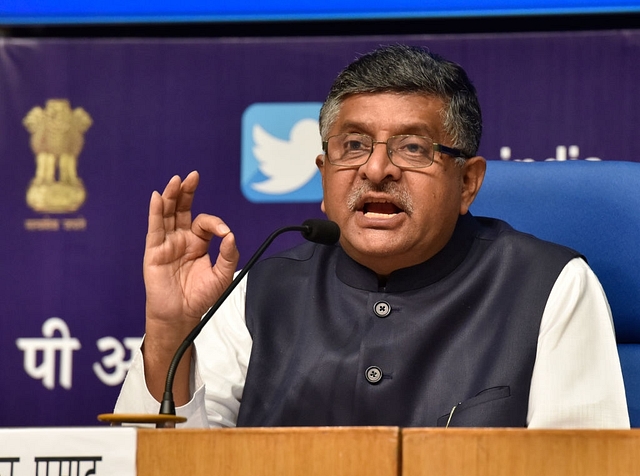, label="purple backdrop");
[1,31,639,426]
